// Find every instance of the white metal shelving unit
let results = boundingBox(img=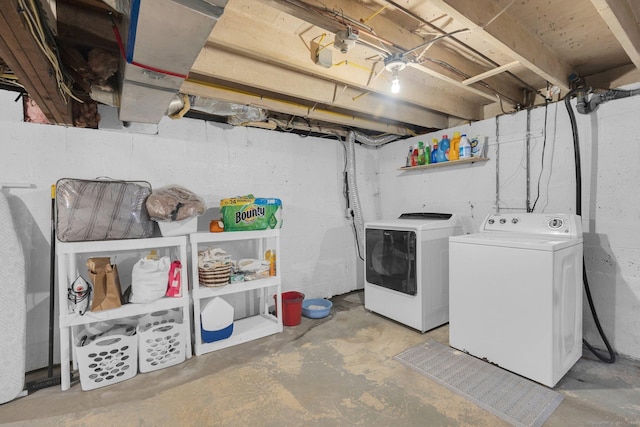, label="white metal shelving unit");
[55,235,191,391]
[190,229,282,356]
